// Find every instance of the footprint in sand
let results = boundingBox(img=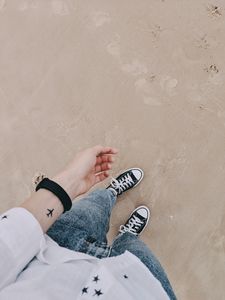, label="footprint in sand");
[196,34,210,49]
[106,35,121,58]
[18,1,38,11]
[121,59,148,76]
[91,11,111,27]
[160,76,178,95]
[204,64,219,75]
[0,0,5,10]
[51,0,70,15]
[206,4,222,17]
[204,64,224,85]
[135,77,162,106]
[151,24,163,41]
[195,33,218,50]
